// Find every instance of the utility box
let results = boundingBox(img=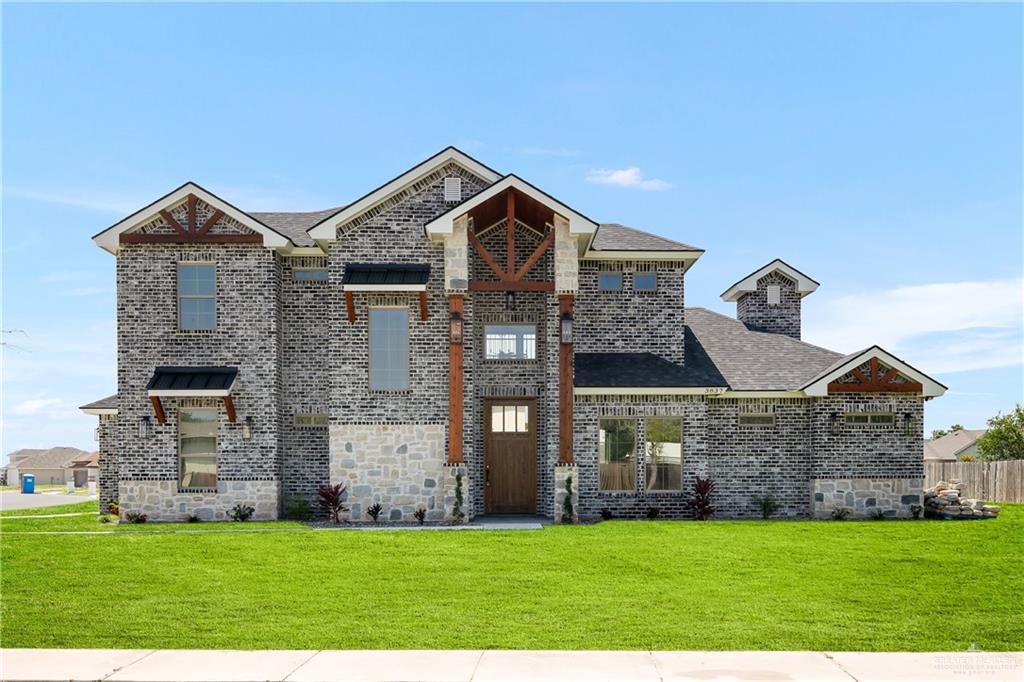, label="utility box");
[21,474,35,494]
